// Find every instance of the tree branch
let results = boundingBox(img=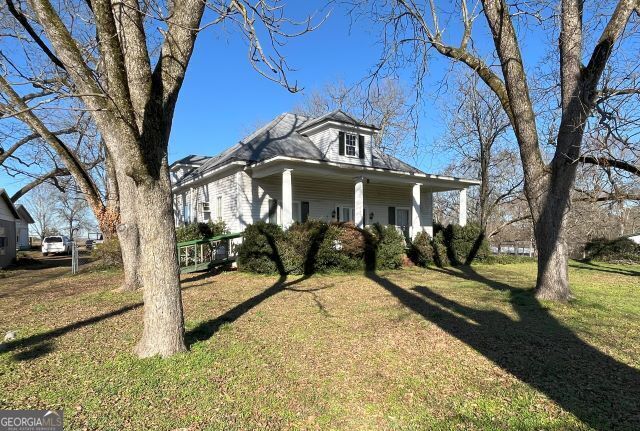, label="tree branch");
[5,0,66,71]
[579,155,640,176]
[0,74,105,213]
